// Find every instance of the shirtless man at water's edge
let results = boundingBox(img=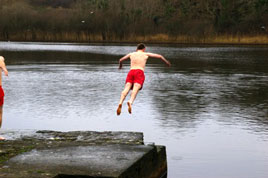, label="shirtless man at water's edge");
[117,43,171,115]
[0,56,8,140]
